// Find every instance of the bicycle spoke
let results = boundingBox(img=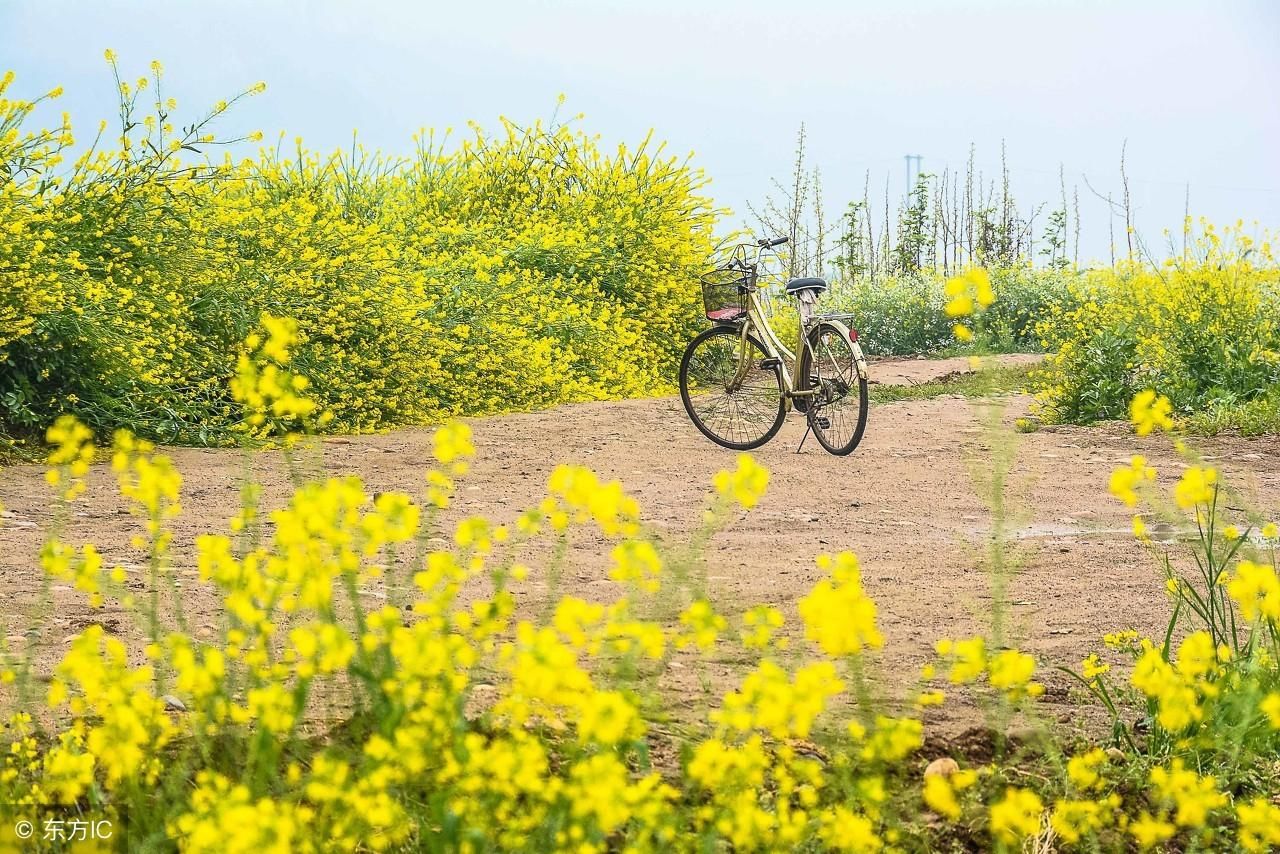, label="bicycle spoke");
[682,329,784,448]
[807,326,865,454]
